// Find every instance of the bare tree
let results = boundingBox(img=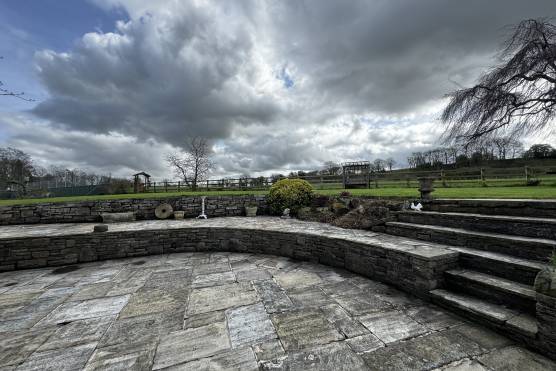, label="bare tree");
[508,139,524,158]
[322,161,342,175]
[441,19,556,143]
[0,147,35,187]
[446,146,459,163]
[385,158,396,171]
[239,173,251,188]
[166,137,213,190]
[372,158,386,172]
